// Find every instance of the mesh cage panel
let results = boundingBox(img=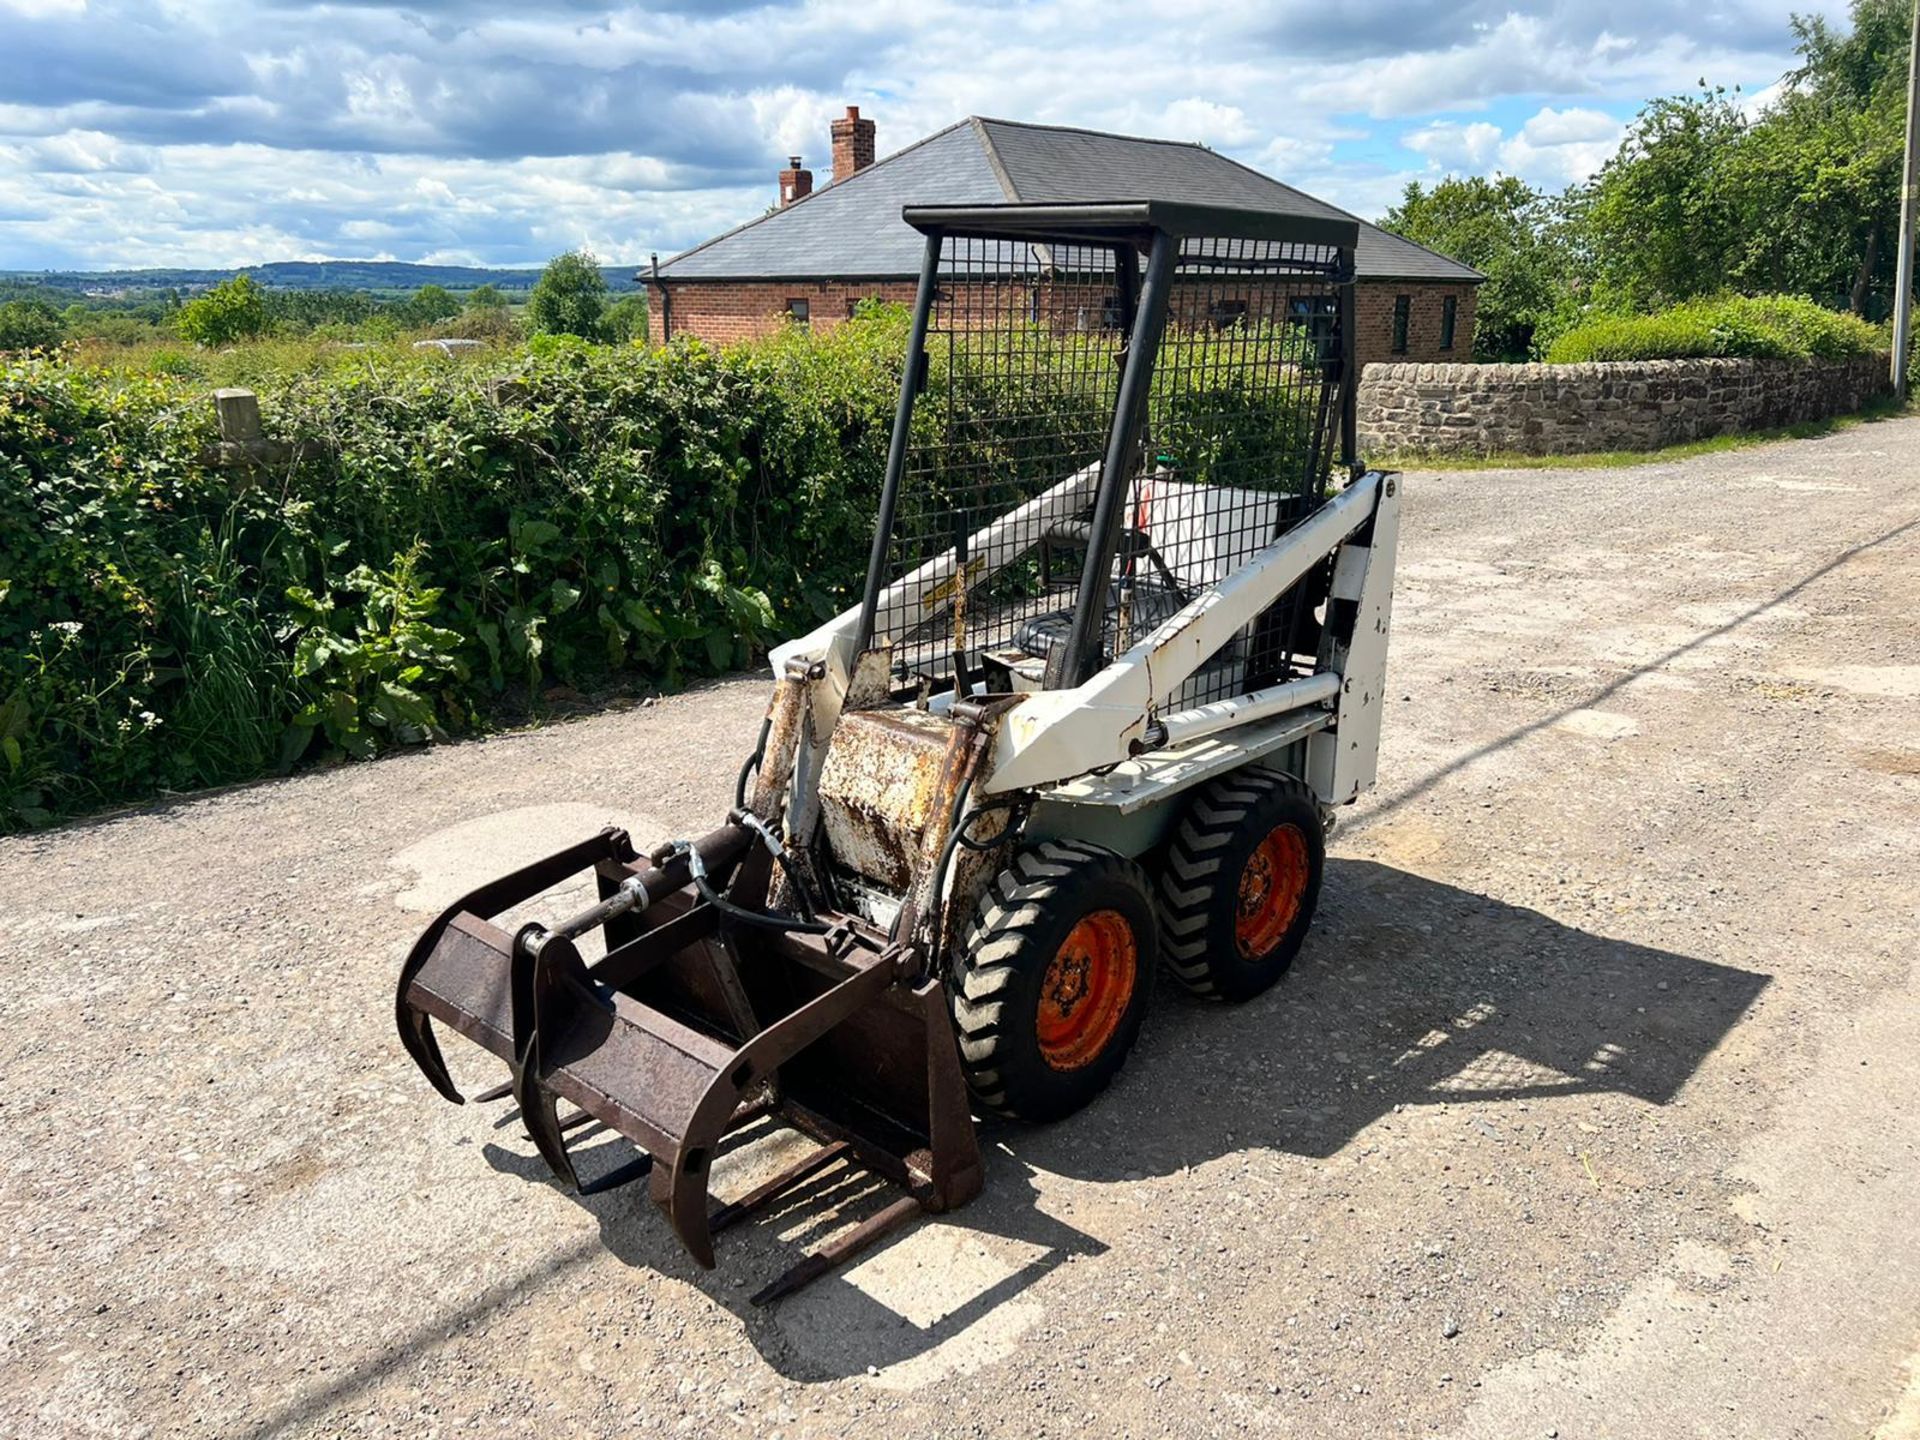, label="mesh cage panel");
[874,231,1346,710]
[875,237,1126,683]
[1146,236,1344,706]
